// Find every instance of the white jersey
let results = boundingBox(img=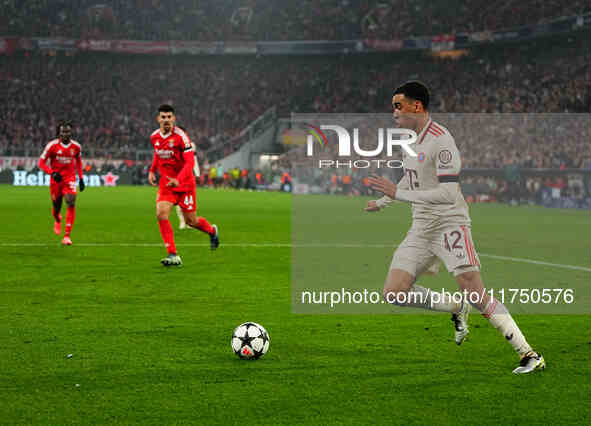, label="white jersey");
[396,118,470,229]
[192,142,200,177]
